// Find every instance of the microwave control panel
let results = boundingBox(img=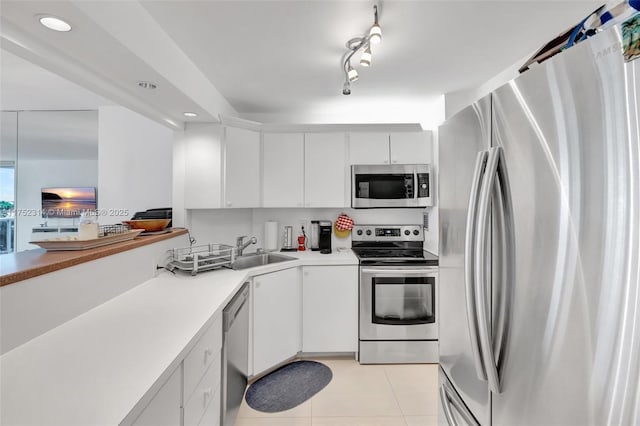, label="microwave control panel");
[417,173,430,198]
